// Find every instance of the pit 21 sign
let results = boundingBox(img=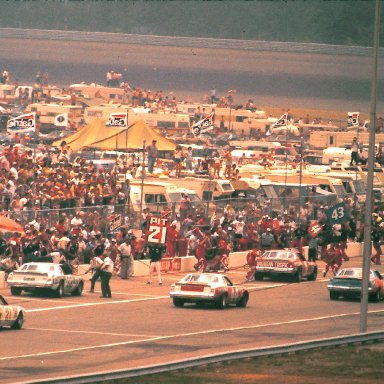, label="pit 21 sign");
[146,216,169,244]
